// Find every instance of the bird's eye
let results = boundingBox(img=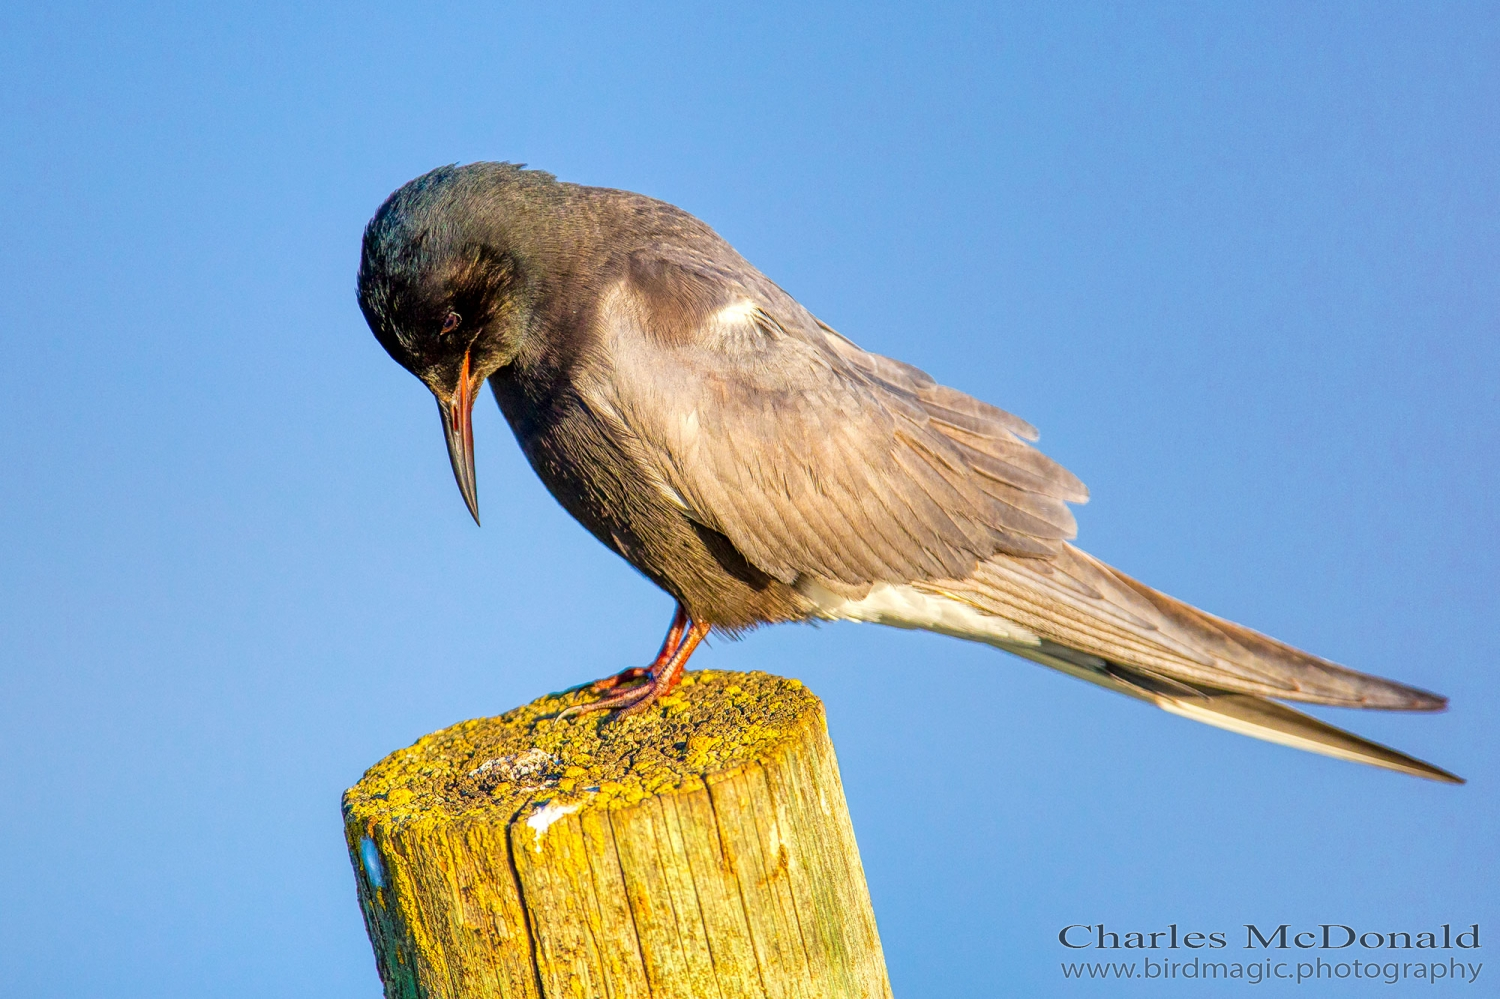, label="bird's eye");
[441,311,462,334]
